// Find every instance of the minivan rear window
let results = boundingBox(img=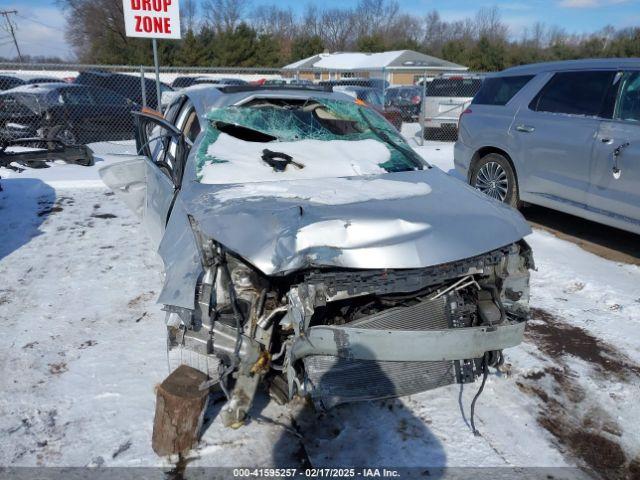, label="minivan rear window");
[472,75,534,106]
[427,78,482,97]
